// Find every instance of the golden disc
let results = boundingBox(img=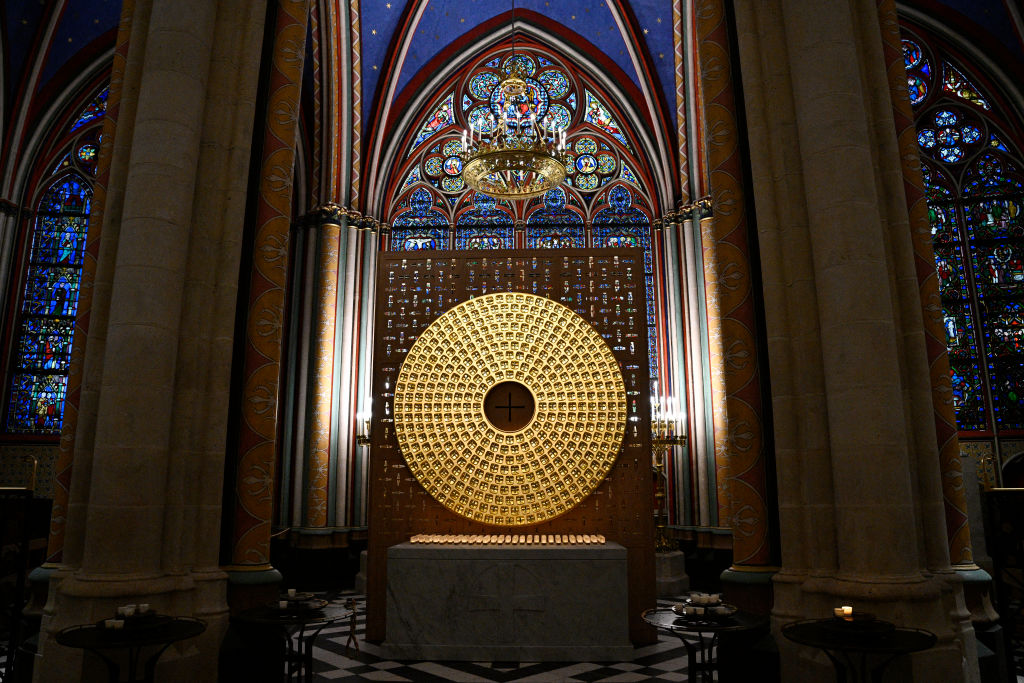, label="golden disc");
[393,292,626,525]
